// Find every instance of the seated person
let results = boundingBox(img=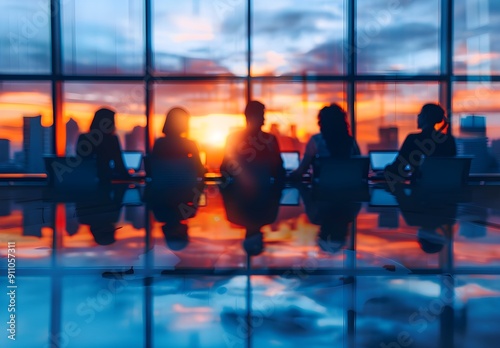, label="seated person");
[76,107,130,183]
[220,100,285,184]
[151,107,205,177]
[290,103,360,179]
[384,103,456,183]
